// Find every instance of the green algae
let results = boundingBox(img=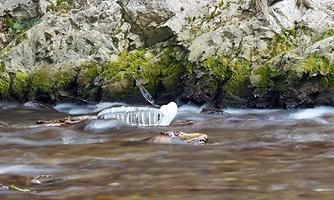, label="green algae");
[264,29,296,59]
